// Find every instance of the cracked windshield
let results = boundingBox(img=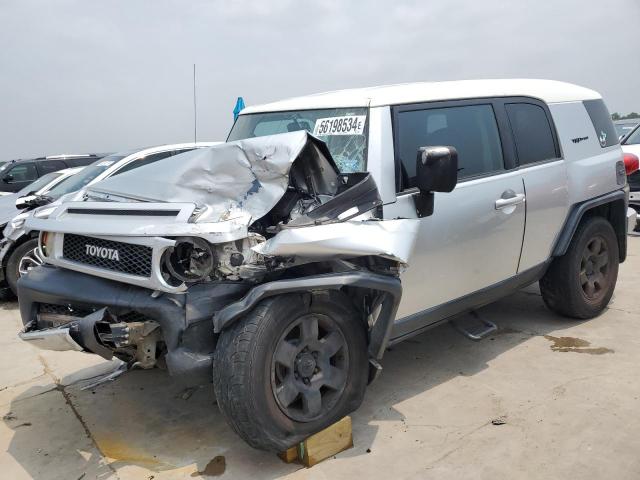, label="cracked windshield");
[227,107,368,173]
